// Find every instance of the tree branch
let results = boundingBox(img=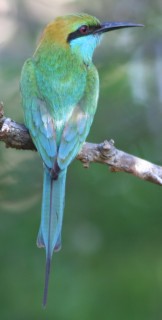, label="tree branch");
[1,102,162,186]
